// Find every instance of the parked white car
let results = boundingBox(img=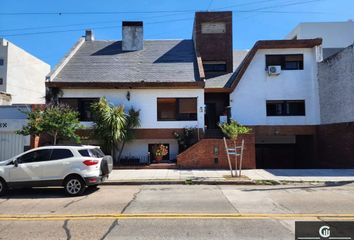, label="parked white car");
[0,145,113,196]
